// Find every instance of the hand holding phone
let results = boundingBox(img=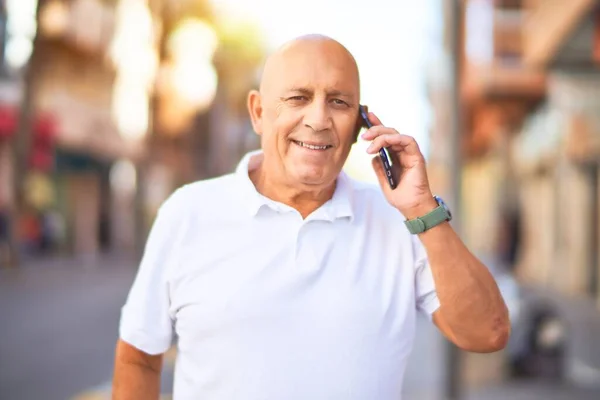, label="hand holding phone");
[359,105,398,190]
